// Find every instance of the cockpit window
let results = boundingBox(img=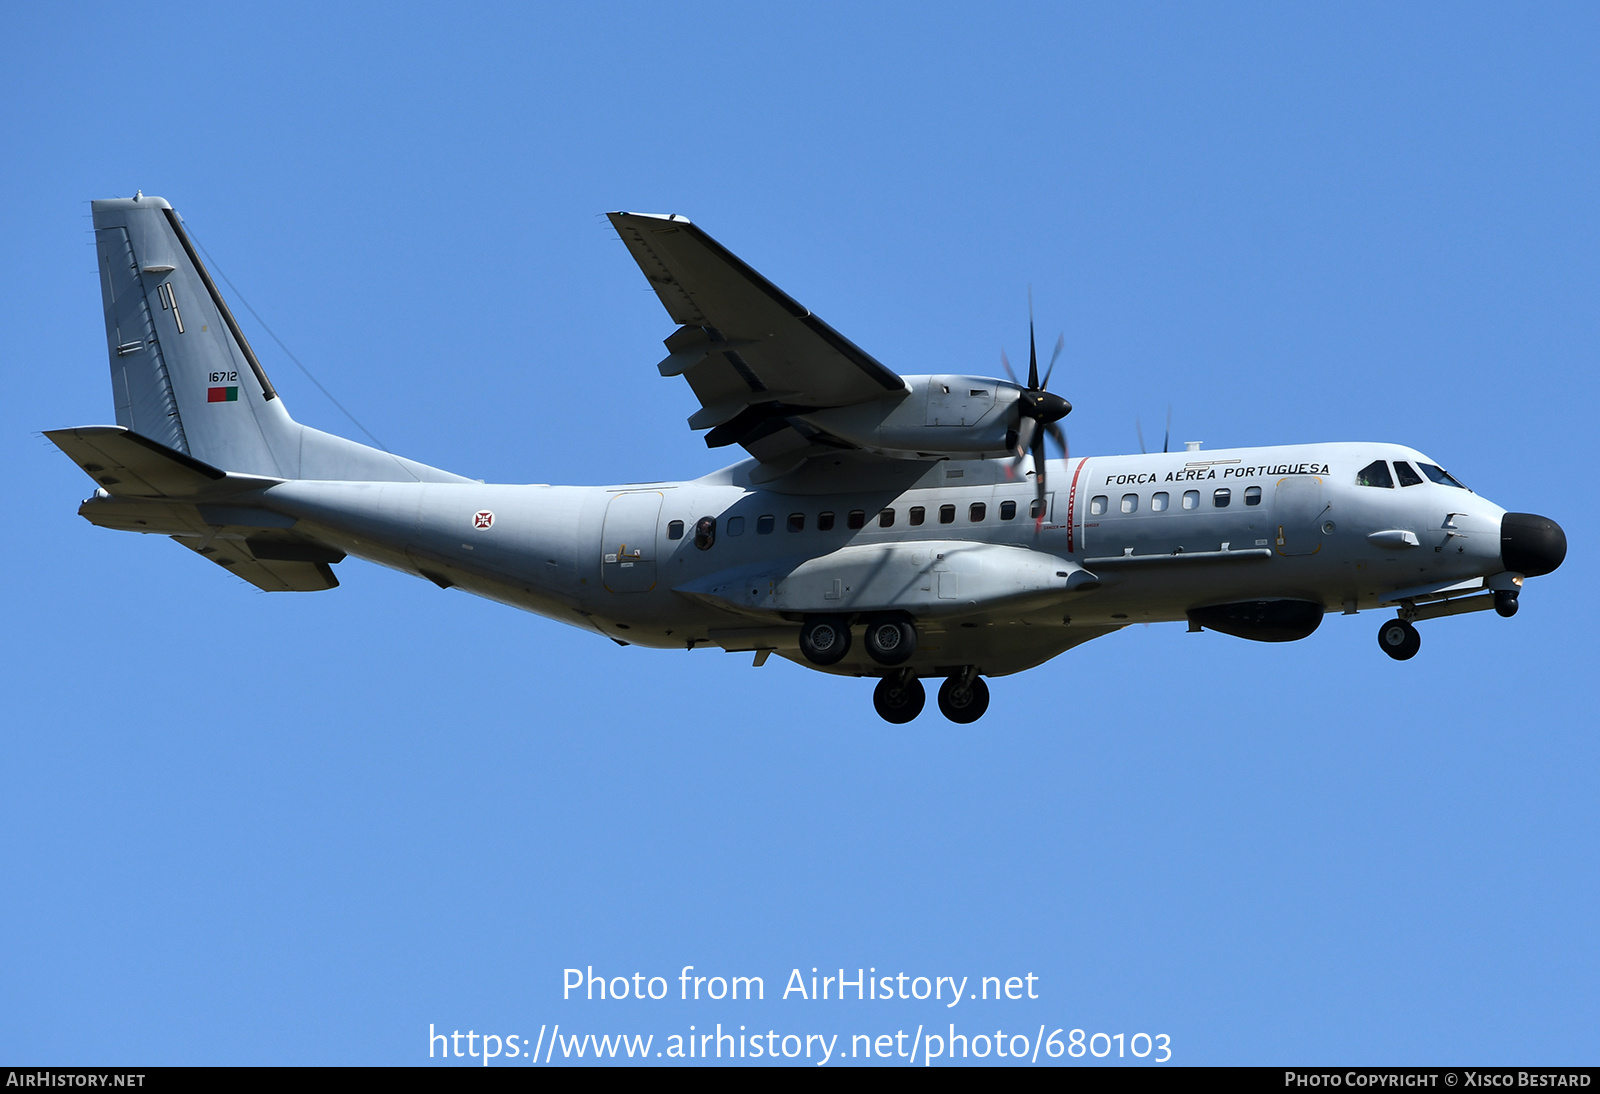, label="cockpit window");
[1394,461,1423,487]
[1356,460,1394,488]
[1419,462,1468,490]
